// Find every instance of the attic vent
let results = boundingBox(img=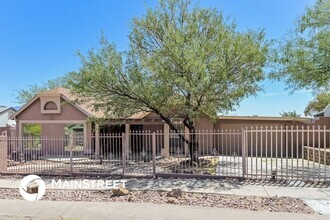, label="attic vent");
[44,101,57,110]
[40,96,61,114]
